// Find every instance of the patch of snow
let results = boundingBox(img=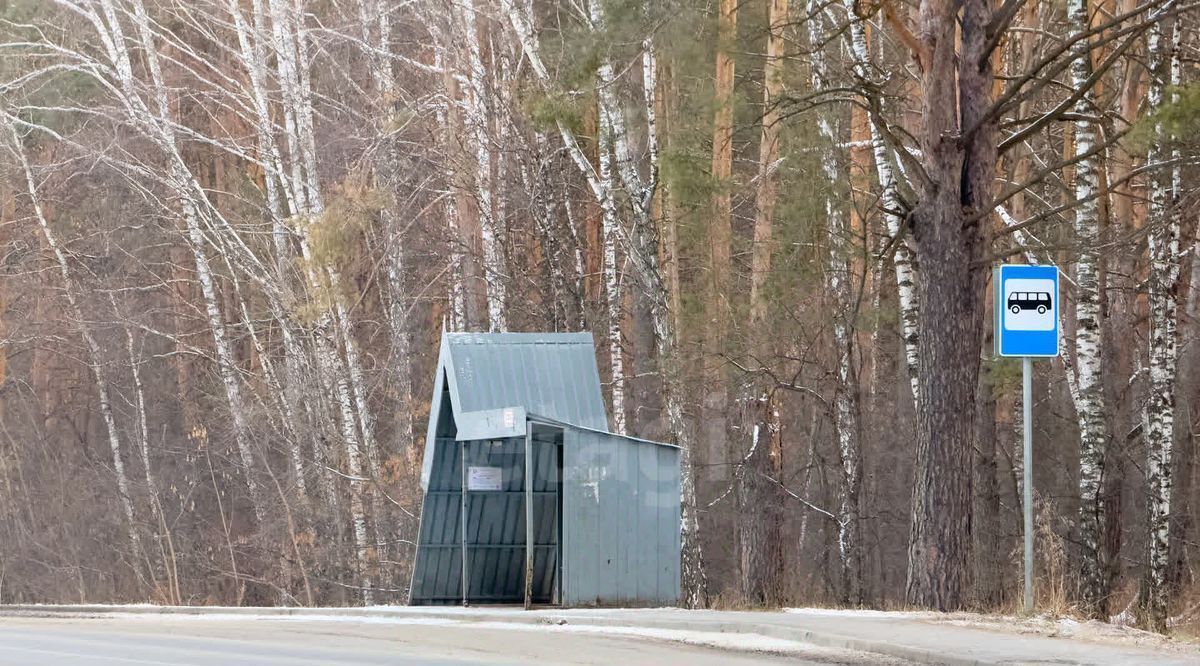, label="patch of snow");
[784,607,926,619]
[119,614,466,626]
[925,612,1191,652]
[104,612,890,661]
[11,603,161,609]
[786,607,1196,654]
[475,621,832,654]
